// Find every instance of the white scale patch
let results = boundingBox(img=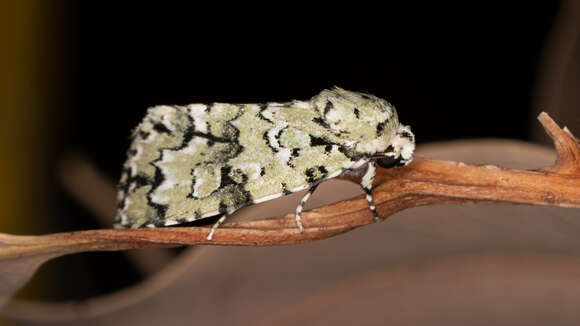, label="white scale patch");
[188,104,208,132]
[116,87,416,240]
[267,123,287,150]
